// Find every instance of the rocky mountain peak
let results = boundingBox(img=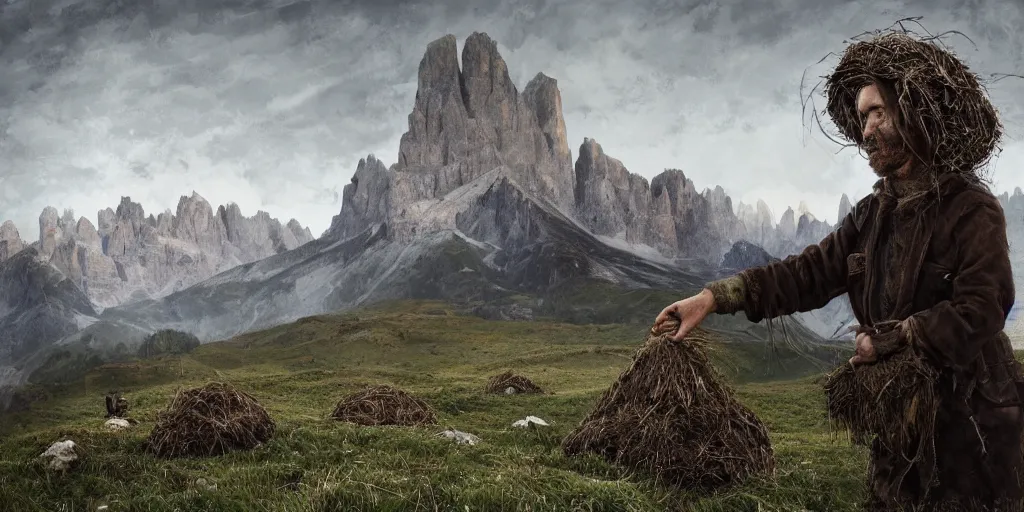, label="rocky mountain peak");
[797,200,815,221]
[76,217,101,249]
[390,32,576,219]
[838,193,853,224]
[459,32,517,123]
[39,206,62,258]
[0,221,24,262]
[523,72,572,171]
[1,192,314,309]
[722,240,779,270]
